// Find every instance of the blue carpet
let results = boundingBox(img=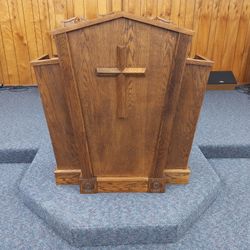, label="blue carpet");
[19,145,221,247]
[0,164,70,250]
[0,88,250,249]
